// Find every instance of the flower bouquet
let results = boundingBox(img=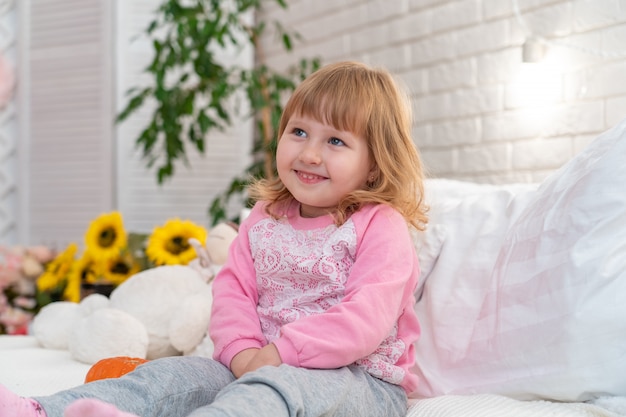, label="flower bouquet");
[0,212,208,334]
[0,246,55,334]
